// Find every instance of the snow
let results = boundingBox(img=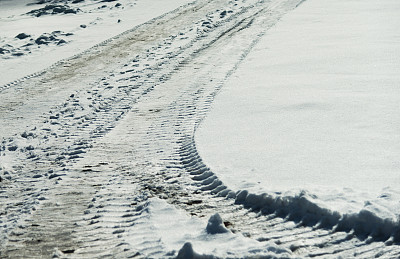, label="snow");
[0,0,193,85]
[1,0,304,256]
[1,0,400,257]
[206,213,229,234]
[197,0,400,221]
[128,198,292,258]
